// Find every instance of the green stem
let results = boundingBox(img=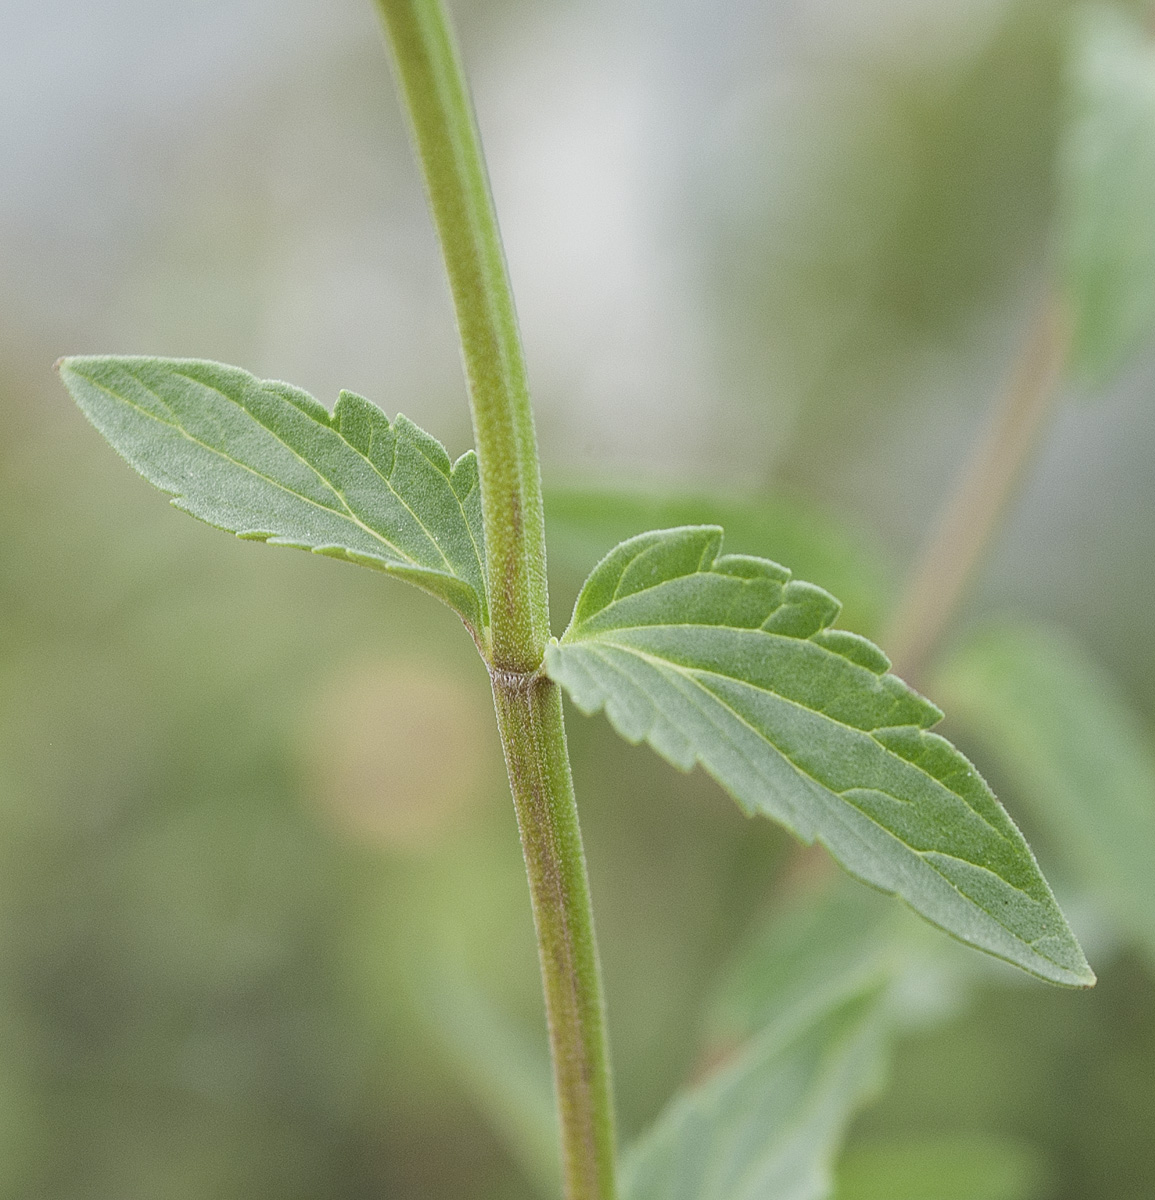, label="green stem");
[373,3,618,1197]
[492,671,618,1200]
[375,0,548,672]
[884,293,1070,680]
